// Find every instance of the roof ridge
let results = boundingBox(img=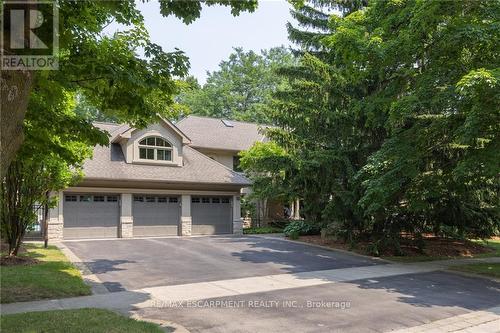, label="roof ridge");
[177,114,271,127]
